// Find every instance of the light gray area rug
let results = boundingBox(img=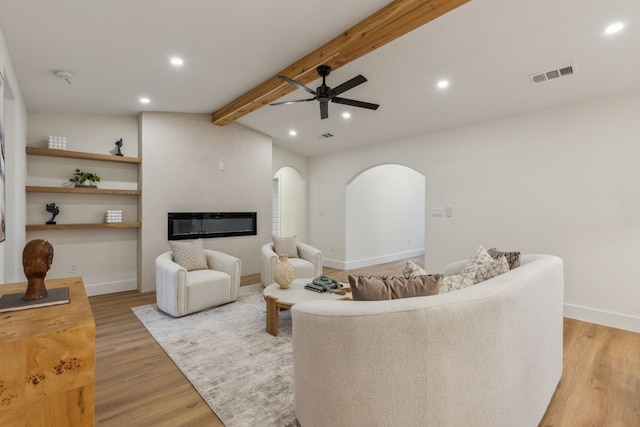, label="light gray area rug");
[131,284,299,427]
